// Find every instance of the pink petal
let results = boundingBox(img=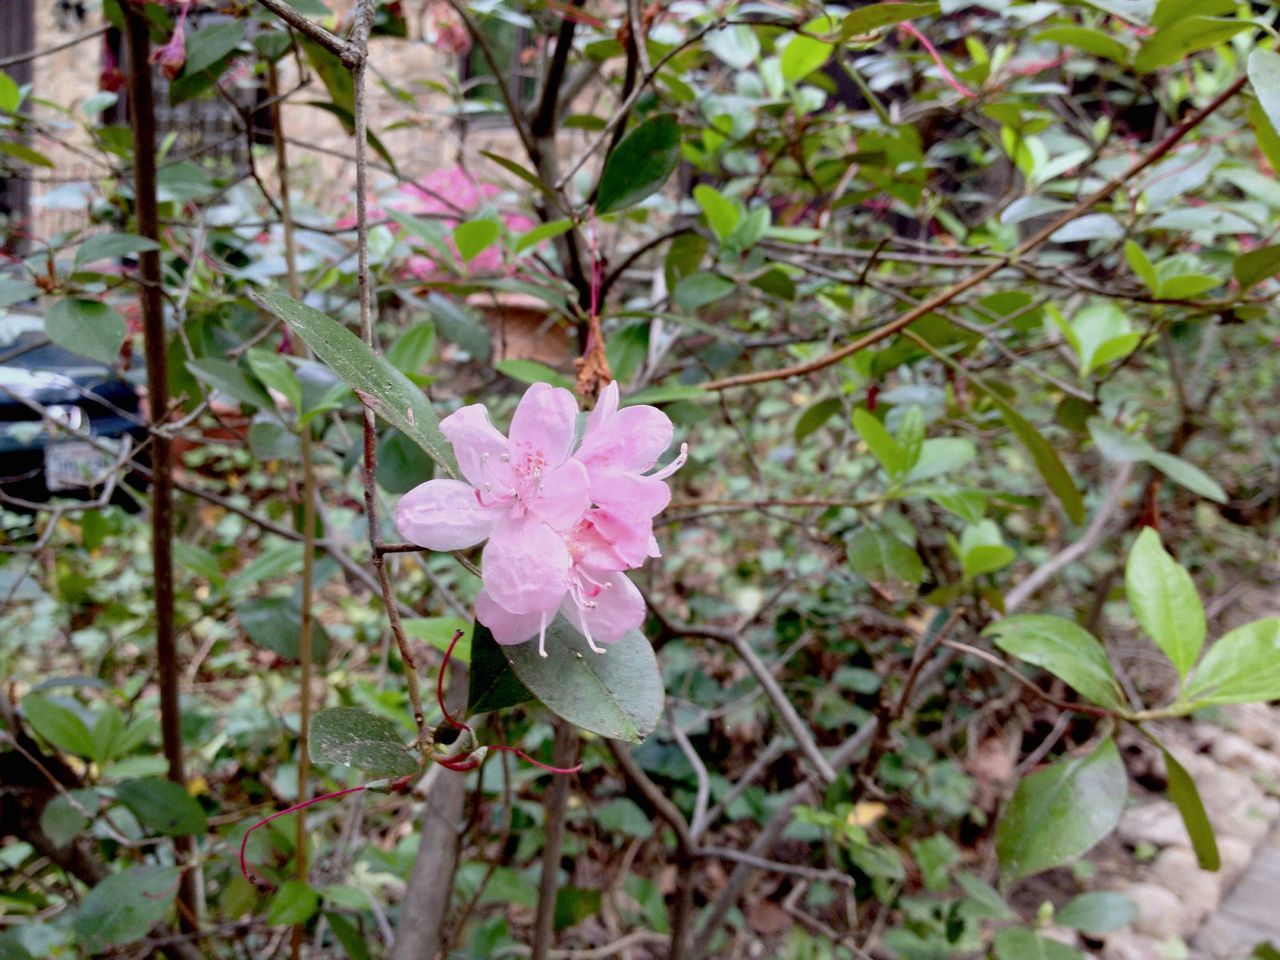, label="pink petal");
[476,590,544,646]
[533,458,590,531]
[591,471,671,519]
[582,505,656,570]
[508,383,579,465]
[481,517,570,615]
[583,381,619,438]
[561,570,645,646]
[440,404,513,490]
[578,402,673,474]
[395,479,493,550]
